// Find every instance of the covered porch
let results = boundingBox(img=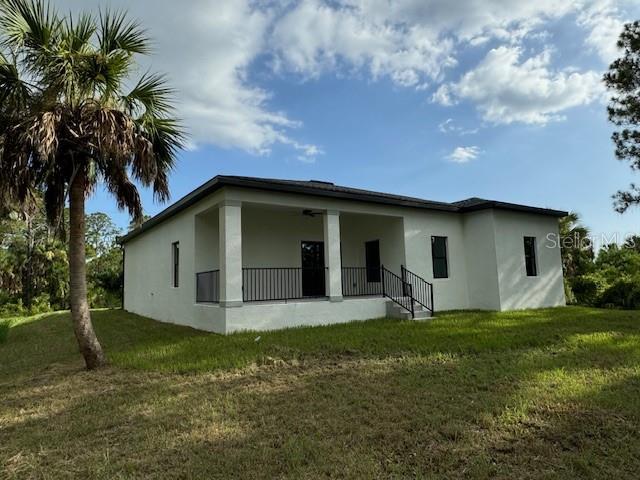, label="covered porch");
[193,201,406,306]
